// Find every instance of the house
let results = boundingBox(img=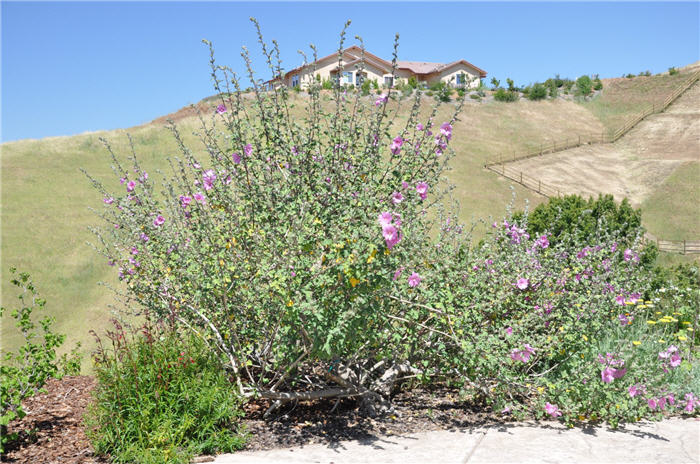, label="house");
[265,45,487,90]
